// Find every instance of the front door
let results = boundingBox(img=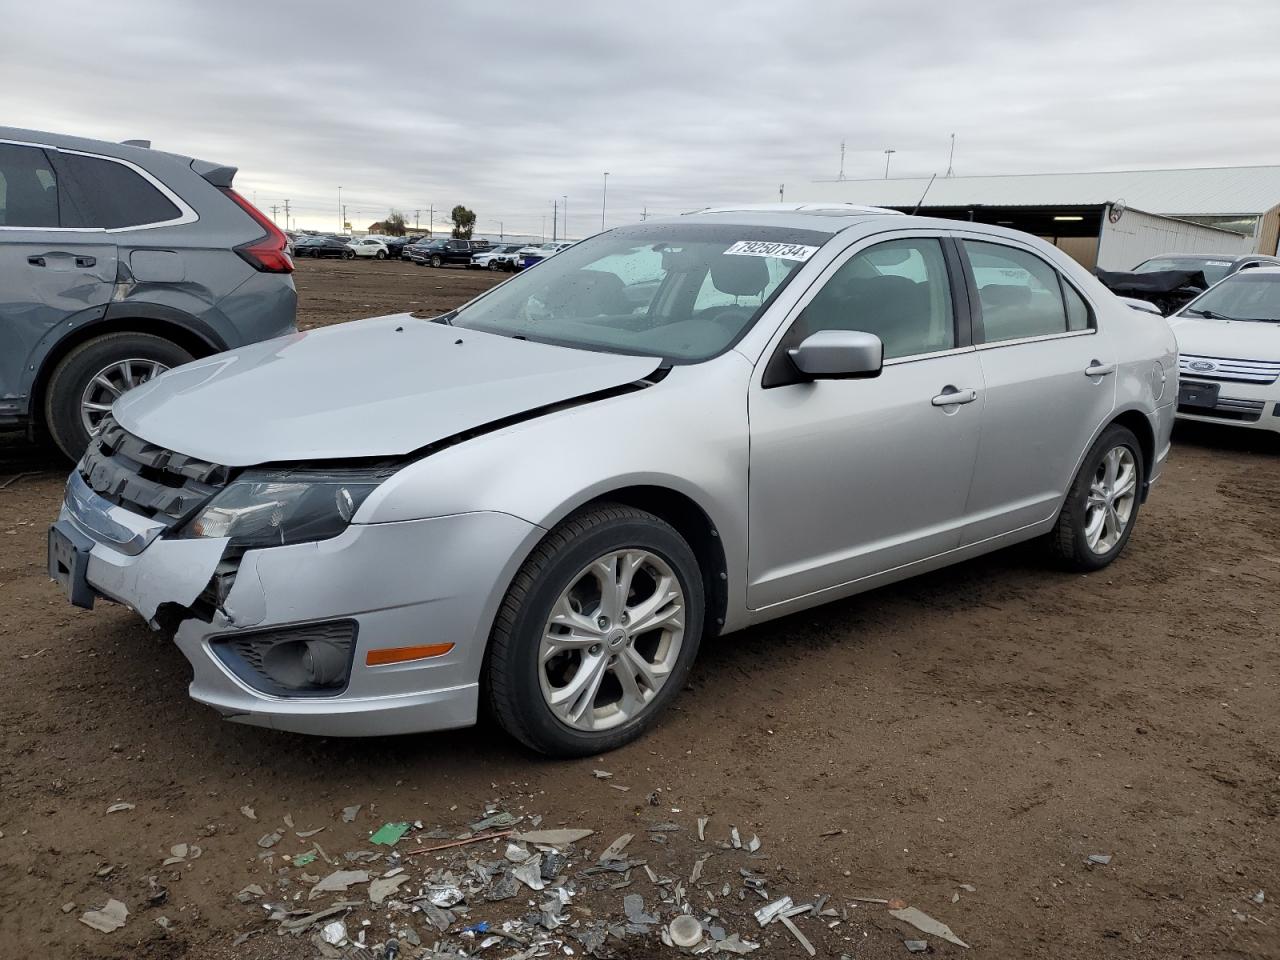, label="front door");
[747,235,984,609]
